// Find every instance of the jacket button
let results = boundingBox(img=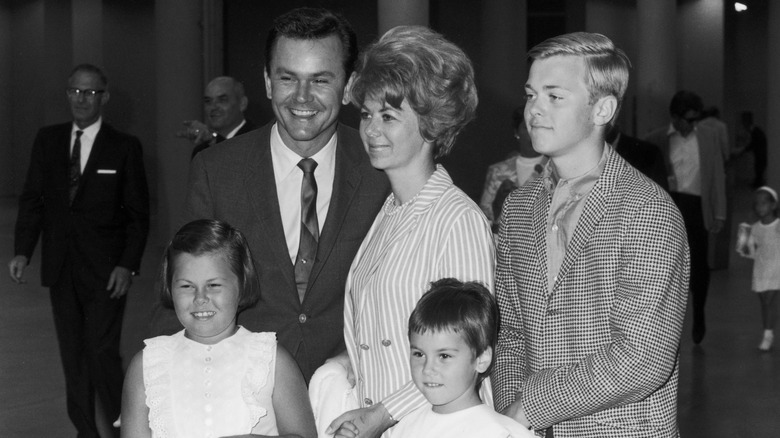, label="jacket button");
[360,344,370,350]
[381,339,391,347]
[298,314,307,323]
[364,398,373,406]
